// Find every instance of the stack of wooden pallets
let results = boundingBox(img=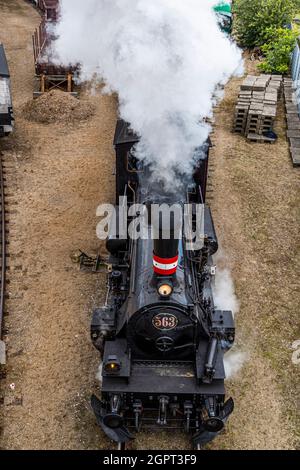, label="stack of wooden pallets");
[283,78,300,167]
[233,74,282,143]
